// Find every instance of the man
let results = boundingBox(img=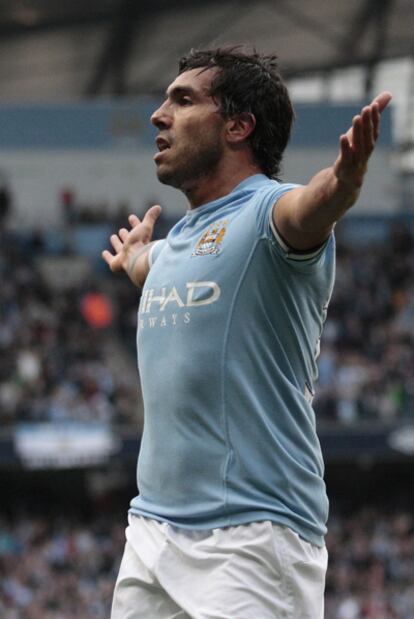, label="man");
[103,46,391,618]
